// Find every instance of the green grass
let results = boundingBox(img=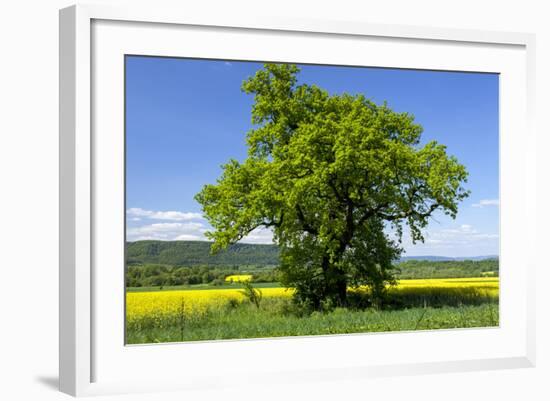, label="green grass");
[126,296,498,344]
